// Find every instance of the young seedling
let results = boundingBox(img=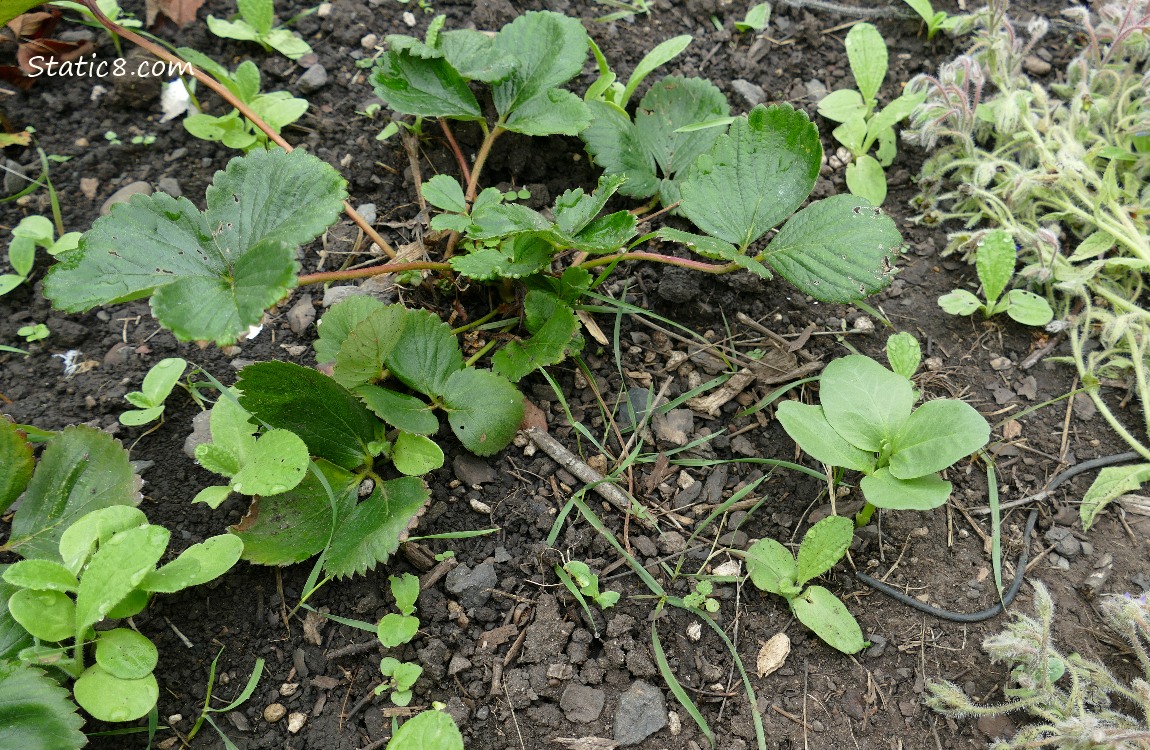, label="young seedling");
[899,0,963,40]
[206,0,312,60]
[584,33,692,113]
[816,23,925,206]
[681,579,719,613]
[386,707,464,750]
[177,49,309,151]
[735,3,770,33]
[2,505,243,722]
[17,323,48,342]
[119,357,187,426]
[1,215,80,297]
[561,559,620,609]
[375,573,423,706]
[776,354,990,524]
[937,230,1054,327]
[744,515,866,653]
